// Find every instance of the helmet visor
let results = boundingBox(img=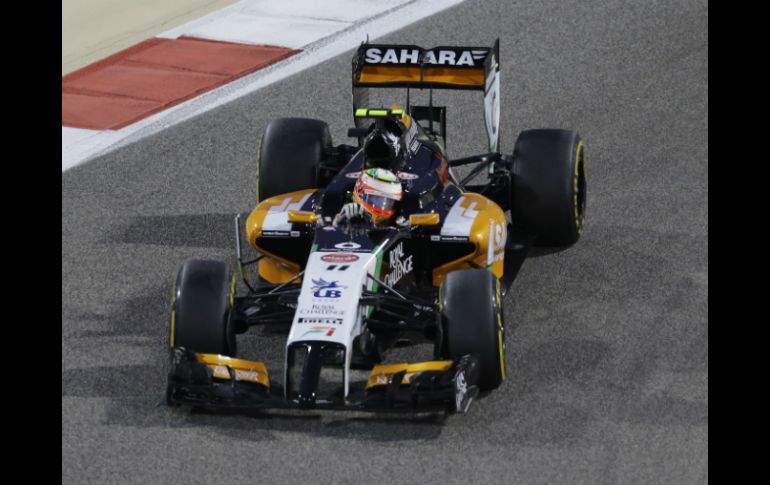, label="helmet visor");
[356,191,398,218]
